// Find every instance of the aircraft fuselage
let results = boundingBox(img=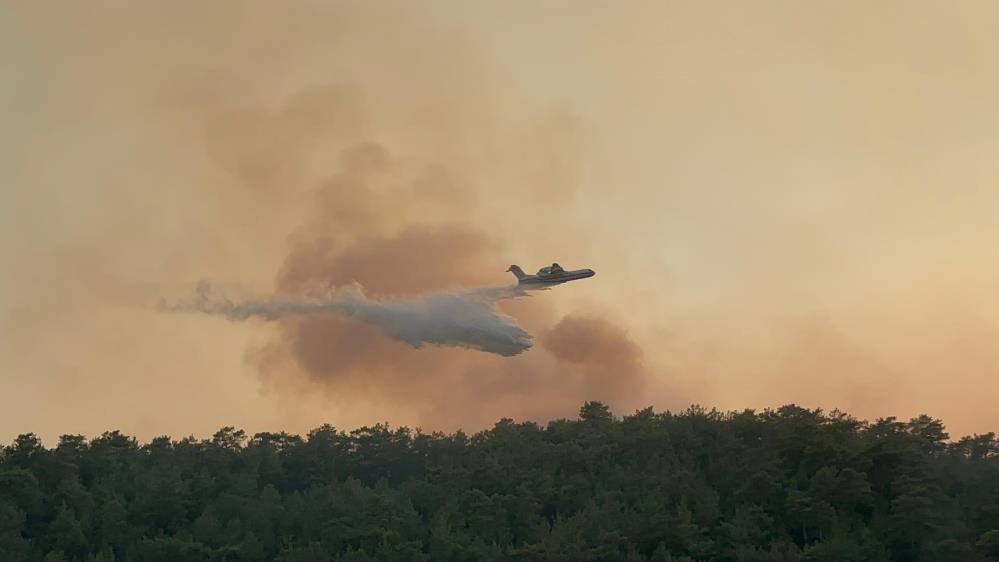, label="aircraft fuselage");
[507,264,595,286]
[518,269,595,285]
